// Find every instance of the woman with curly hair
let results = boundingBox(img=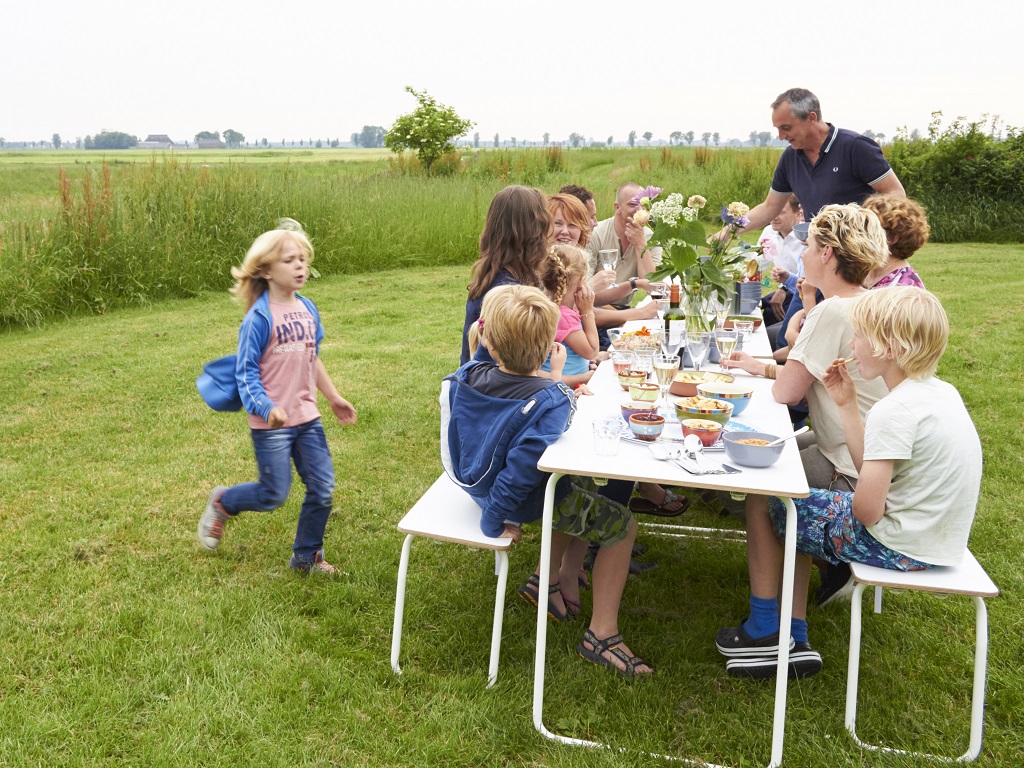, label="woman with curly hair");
[861,193,930,289]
